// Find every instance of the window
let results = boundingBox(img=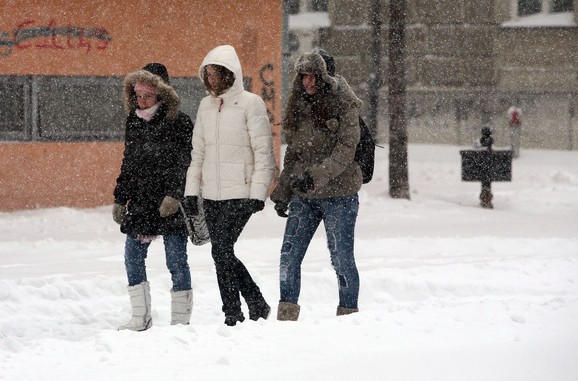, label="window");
[0,76,30,140]
[518,0,541,15]
[309,0,328,12]
[0,75,206,141]
[35,76,125,141]
[286,0,300,14]
[169,77,206,123]
[518,0,574,16]
[553,0,574,12]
